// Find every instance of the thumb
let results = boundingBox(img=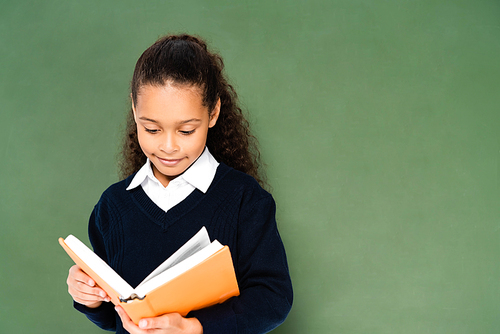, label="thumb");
[138,319,150,329]
[139,317,165,329]
[138,314,176,329]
